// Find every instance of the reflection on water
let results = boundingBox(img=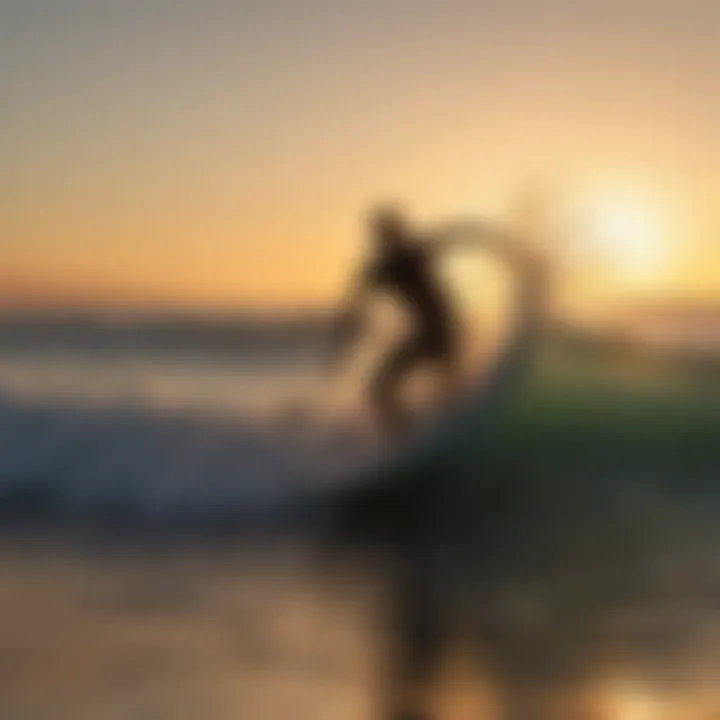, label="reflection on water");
[2,506,720,720]
[0,539,378,720]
